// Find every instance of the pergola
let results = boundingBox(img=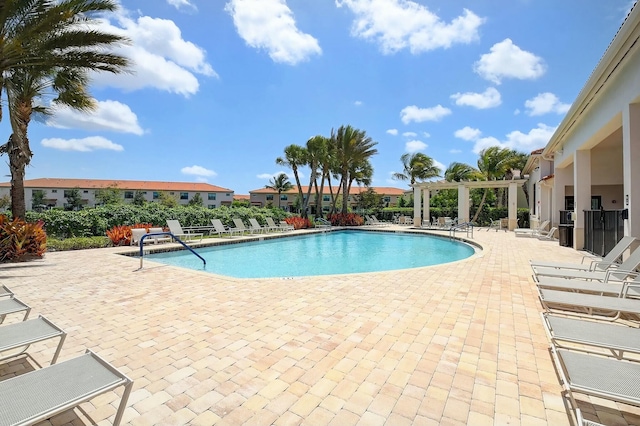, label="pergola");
[411,179,528,230]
